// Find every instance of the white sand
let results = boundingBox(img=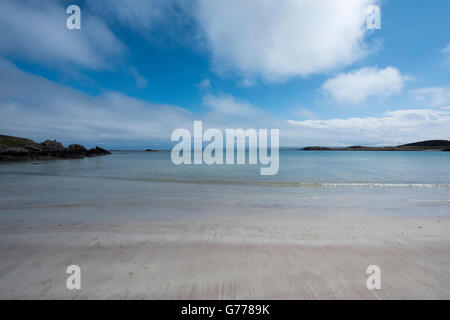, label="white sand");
[1,214,449,299]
